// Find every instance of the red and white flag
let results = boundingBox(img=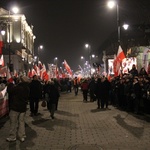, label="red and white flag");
[0,66,7,74]
[28,69,32,78]
[32,68,37,77]
[13,69,18,77]
[0,55,4,67]
[117,45,125,62]
[64,60,72,76]
[7,68,13,83]
[113,46,125,77]
[40,64,48,80]
[0,35,3,55]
